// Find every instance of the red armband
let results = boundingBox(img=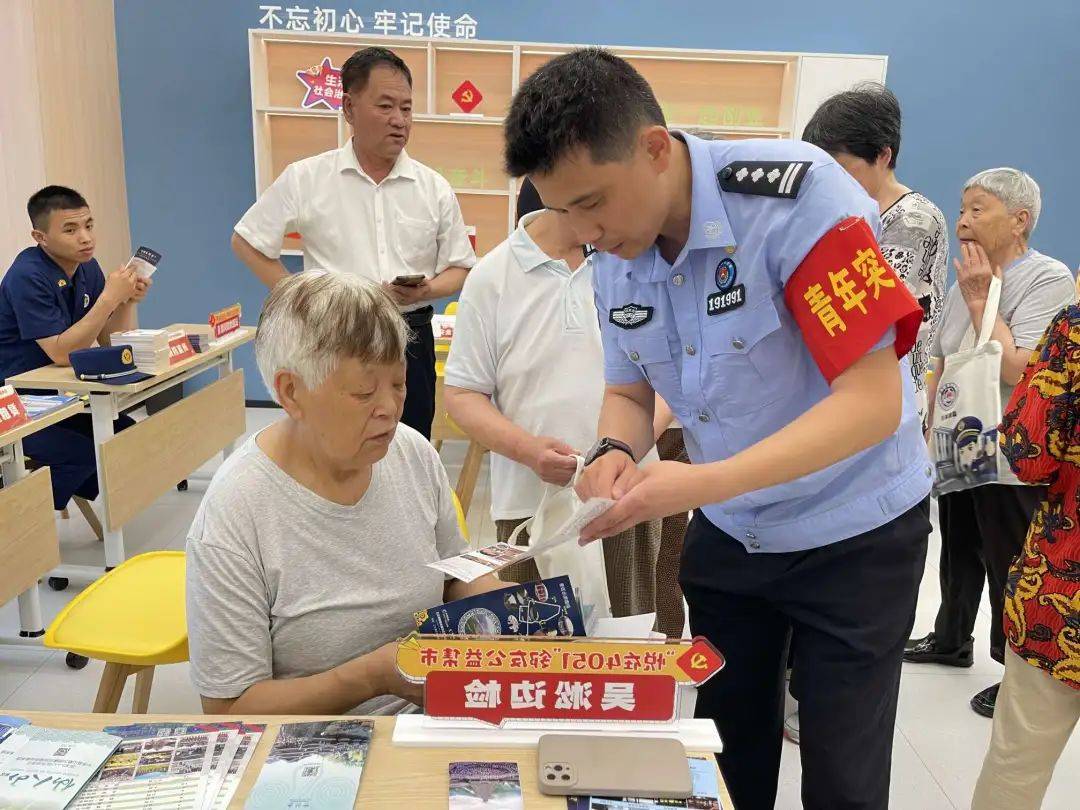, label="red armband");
[784,216,922,384]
